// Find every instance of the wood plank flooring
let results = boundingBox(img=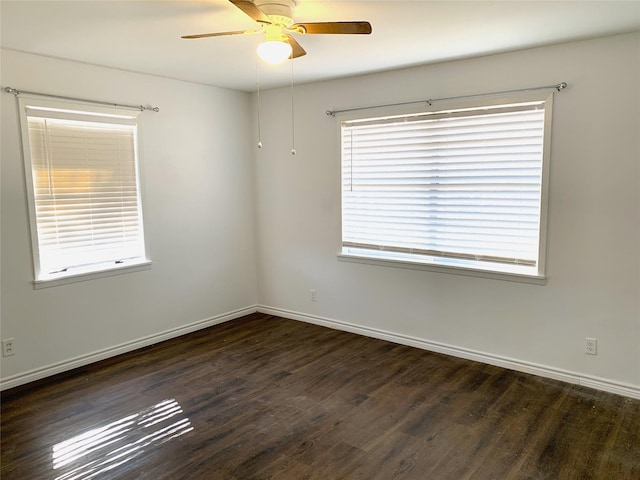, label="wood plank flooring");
[2,313,639,479]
